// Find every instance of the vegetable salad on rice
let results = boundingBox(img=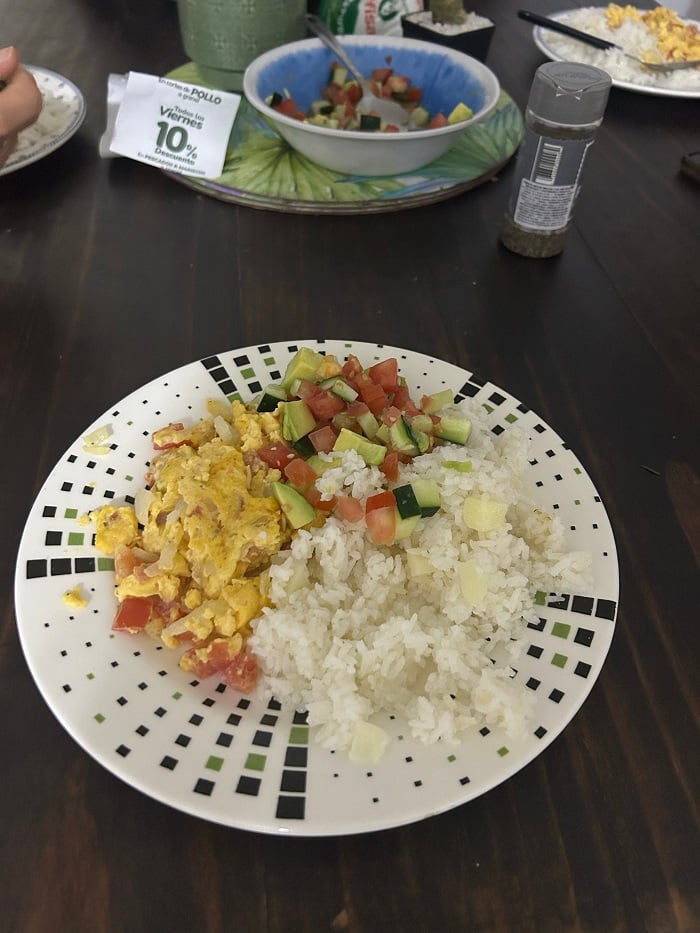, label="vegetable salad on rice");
[91,347,592,760]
